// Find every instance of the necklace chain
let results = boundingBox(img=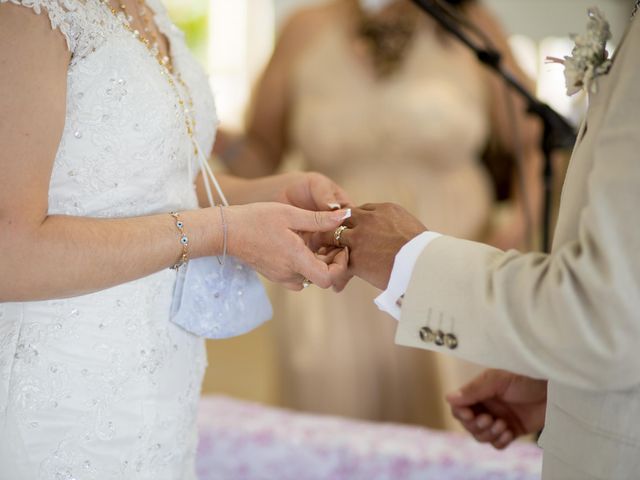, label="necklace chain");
[356,4,418,78]
[633,0,640,18]
[102,0,200,157]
